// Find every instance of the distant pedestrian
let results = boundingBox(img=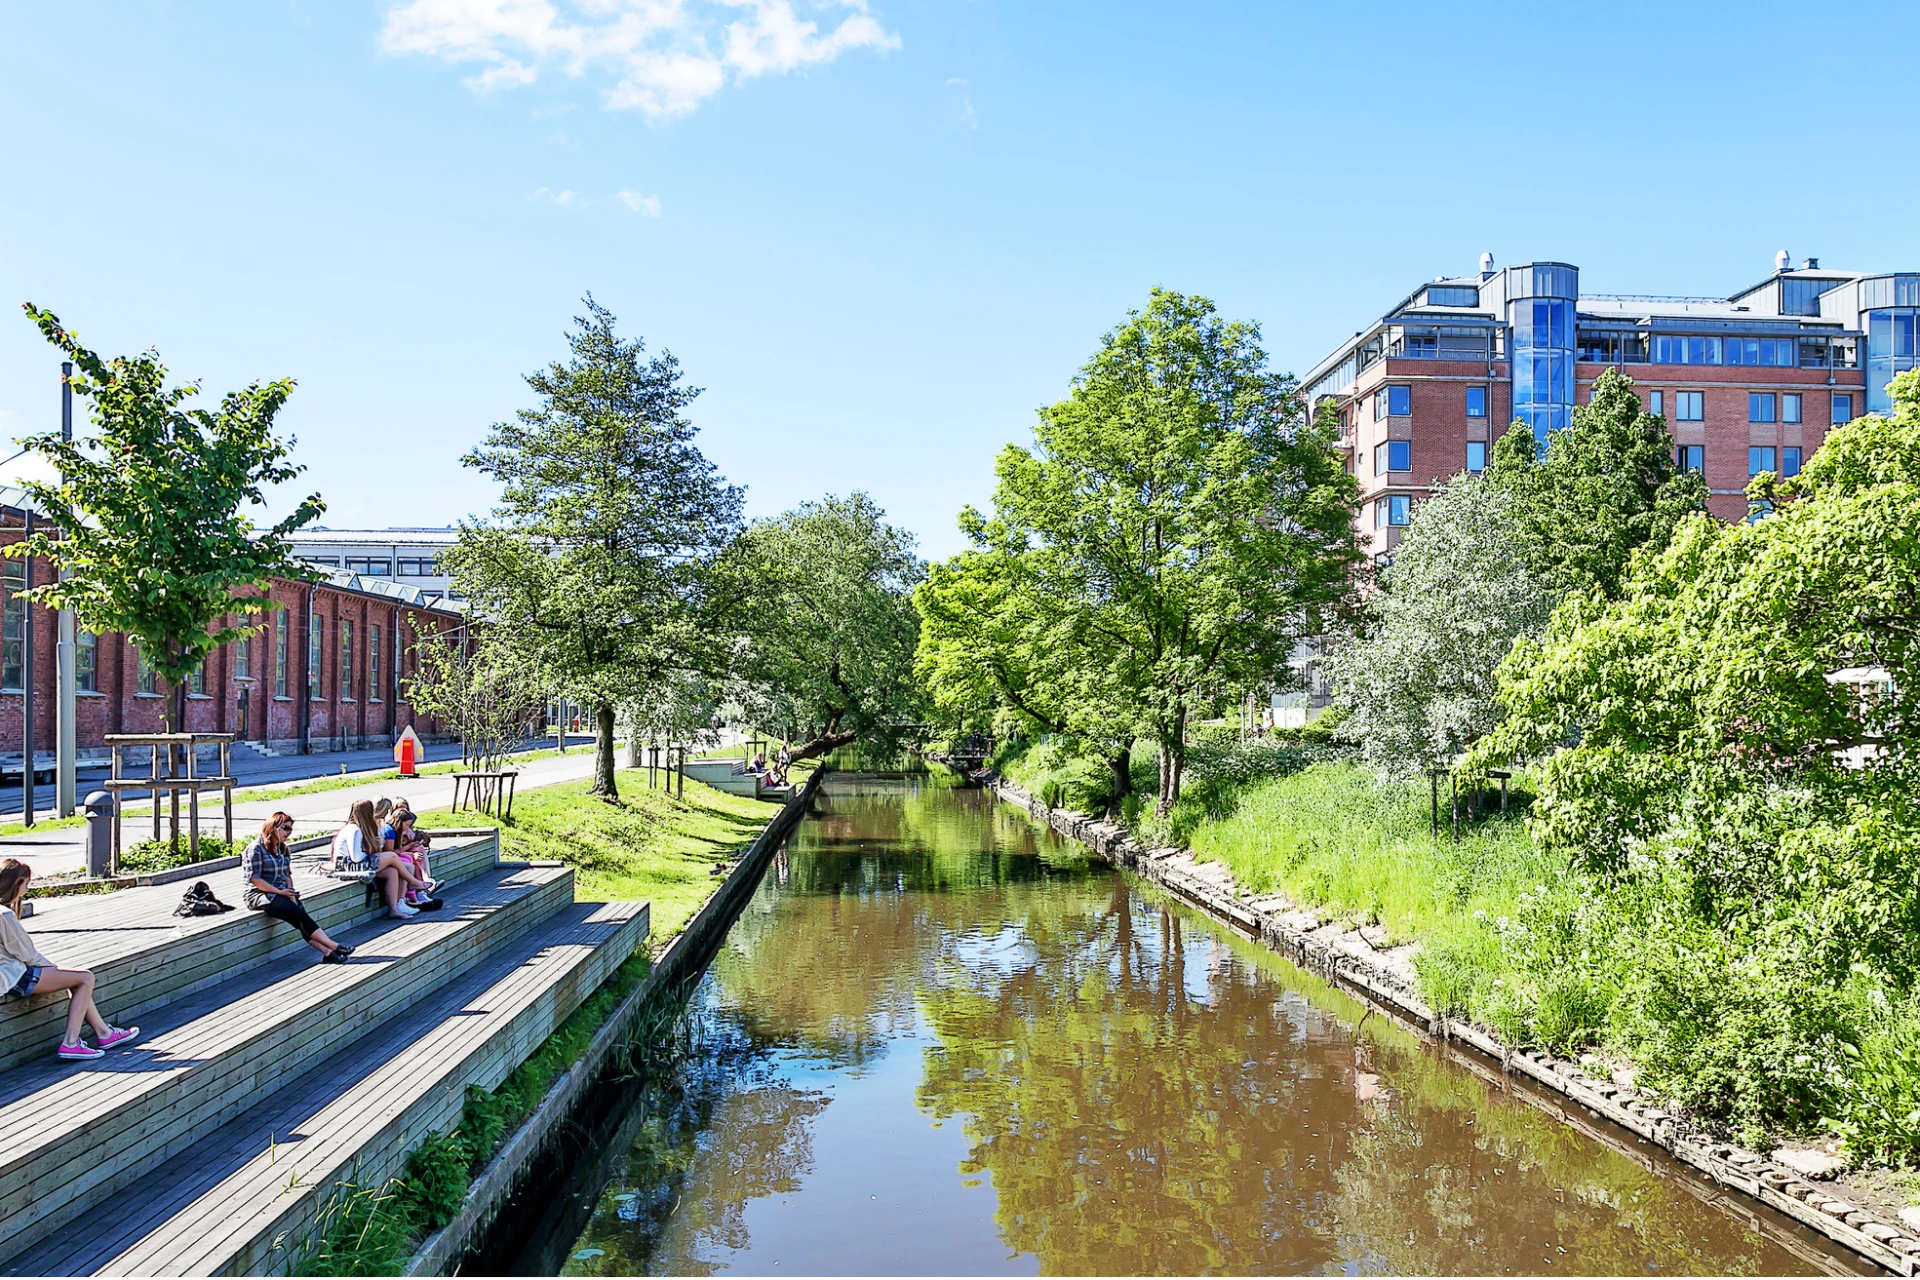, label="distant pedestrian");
[244,813,354,964]
[0,859,141,1060]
